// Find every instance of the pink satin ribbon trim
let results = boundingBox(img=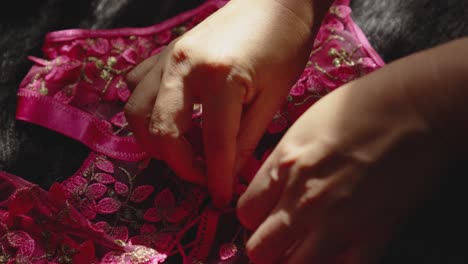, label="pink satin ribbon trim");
[346,16,385,66]
[16,91,148,162]
[189,208,220,260]
[45,0,228,42]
